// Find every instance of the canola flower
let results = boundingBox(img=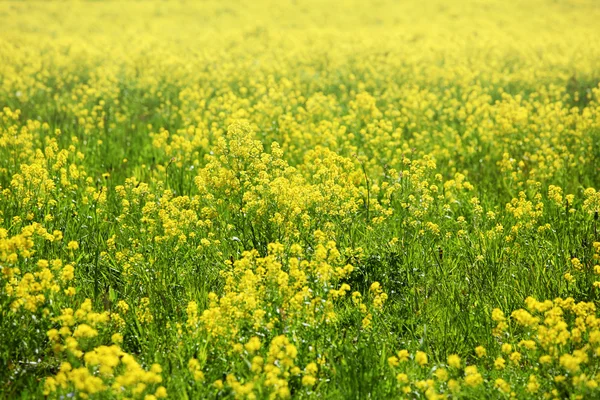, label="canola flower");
[1,0,600,398]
